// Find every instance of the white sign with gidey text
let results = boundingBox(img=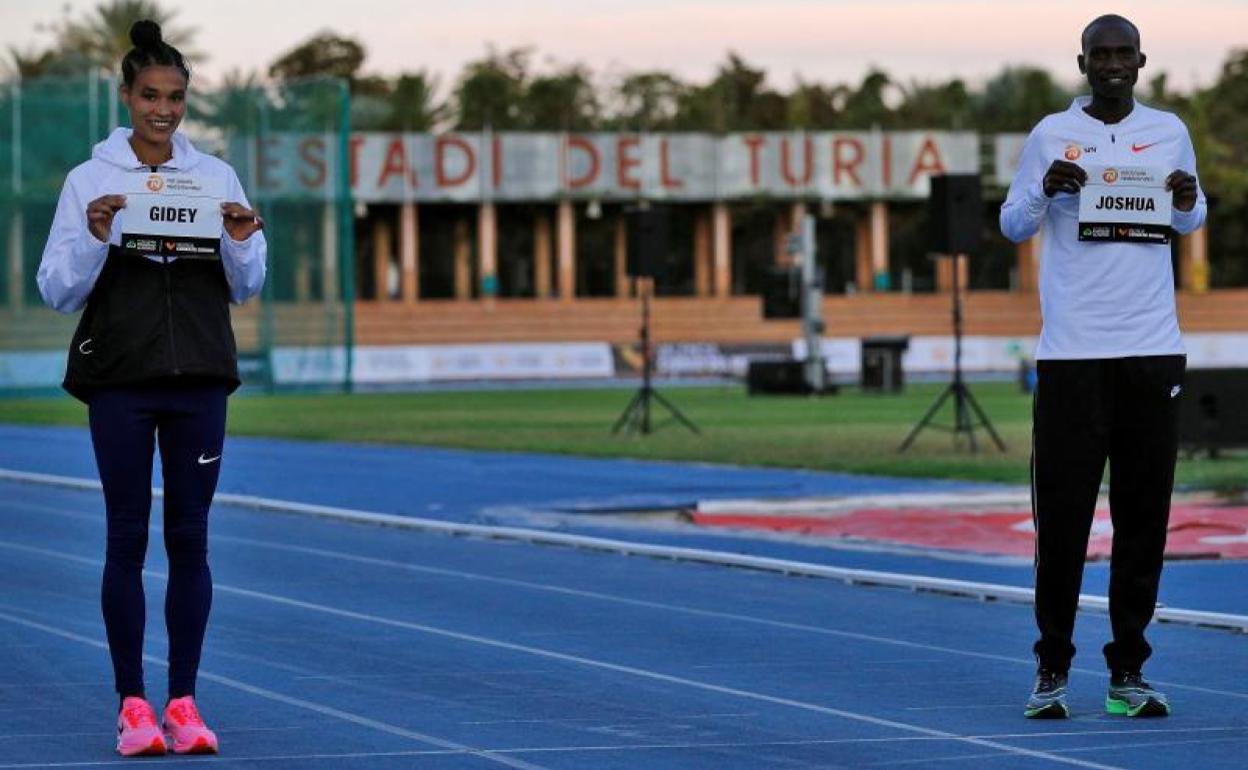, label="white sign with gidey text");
[118,172,224,259]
